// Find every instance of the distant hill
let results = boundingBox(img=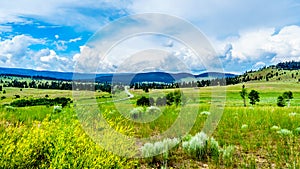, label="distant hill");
[239,61,300,82]
[195,72,236,78]
[0,67,236,84]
